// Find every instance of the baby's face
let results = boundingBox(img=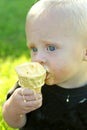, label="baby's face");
[26,9,84,87]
